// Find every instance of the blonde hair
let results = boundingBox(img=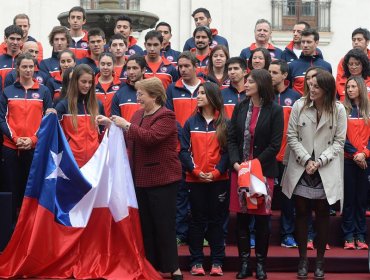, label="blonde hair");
[67,64,99,129]
[135,77,167,106]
